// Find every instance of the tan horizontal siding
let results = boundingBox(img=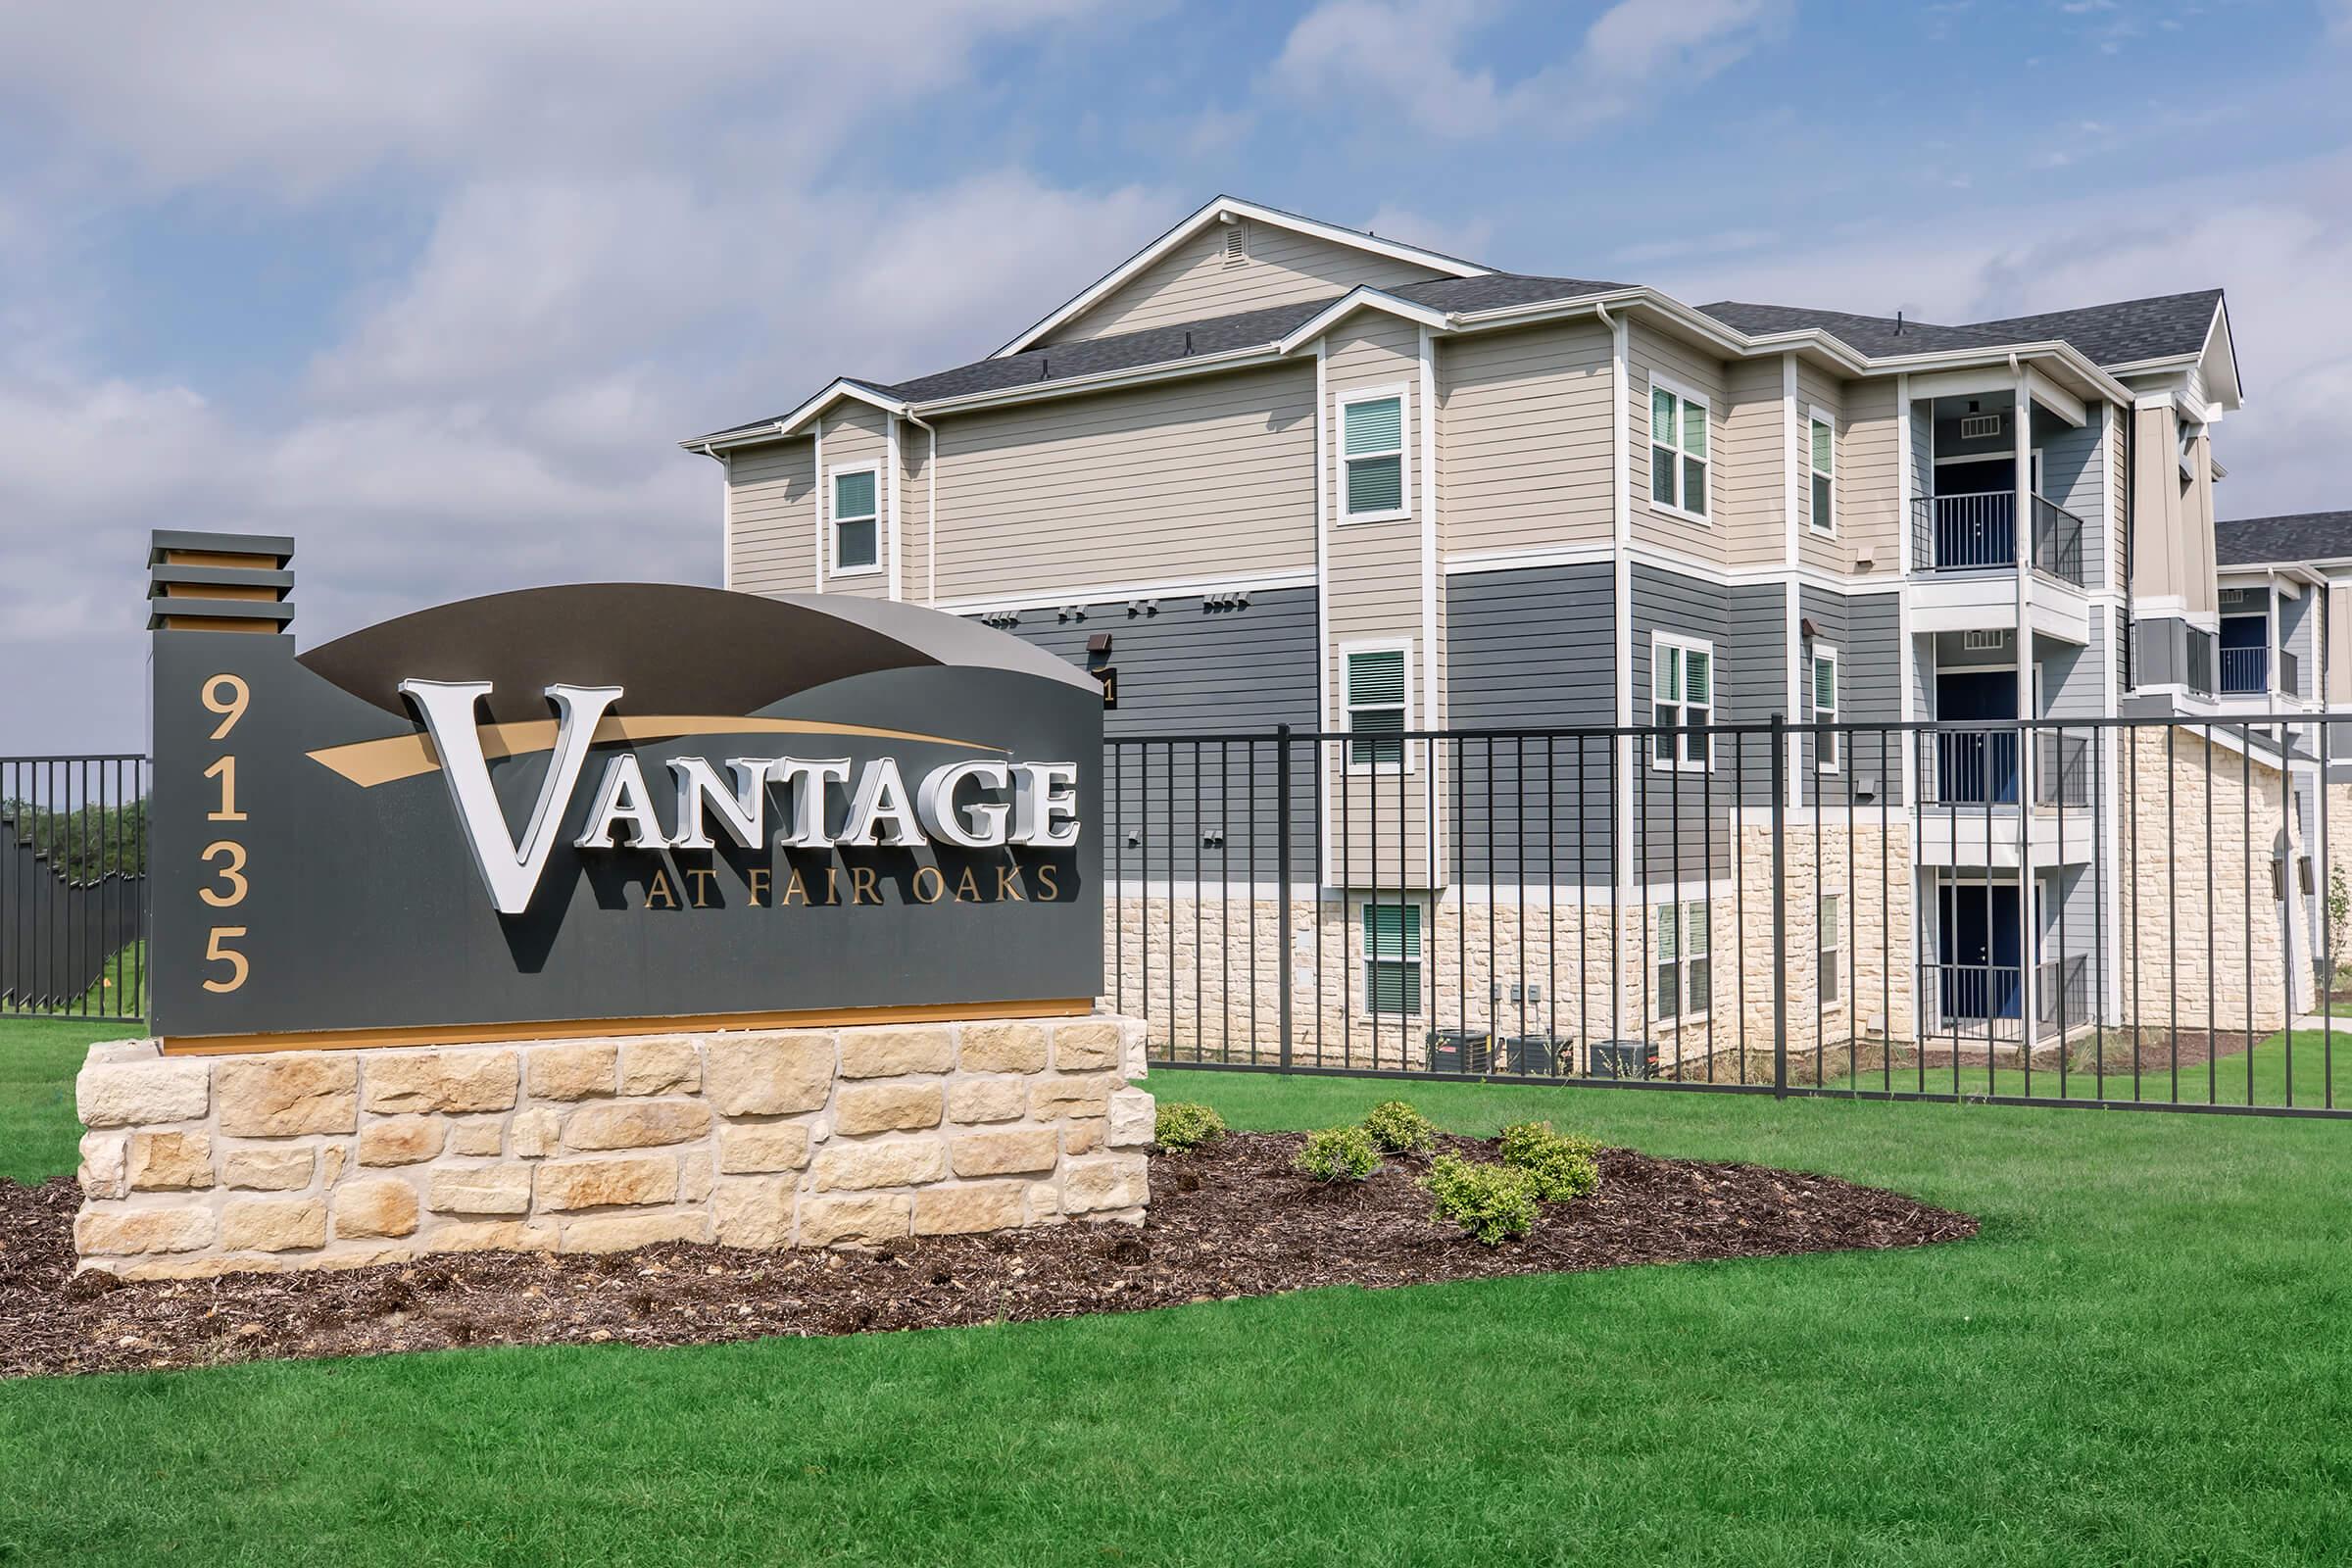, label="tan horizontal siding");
[1629,323,1729,568]
[727,440,816,597]
[1841,378,1900,580]
[931,363,1315,603]
[818,405,891,599]
[1720,358,1784,569]
[1437,319,1614,558]
[1047,223,1447,344]
[1793,362,1841,575]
